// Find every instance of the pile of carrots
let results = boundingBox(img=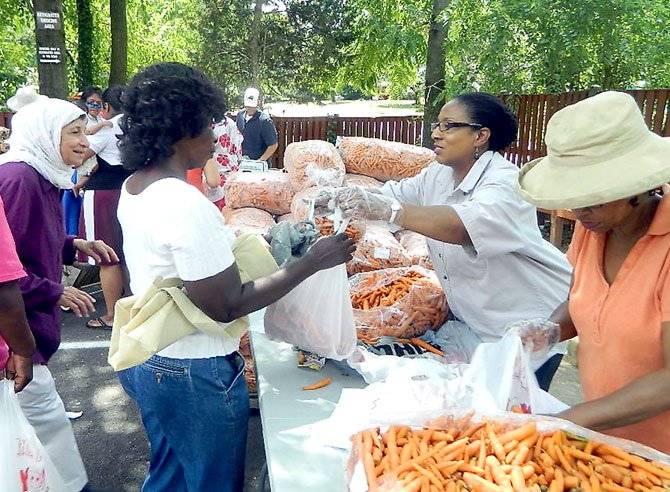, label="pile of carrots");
[224,171,295,215]
[350,267,448,344]
[314,217,364,242]
[338,137,435,182]
[351,417,670,492]
[352,270,426,310]
[283,140,345,191]
[347,226,412,276]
